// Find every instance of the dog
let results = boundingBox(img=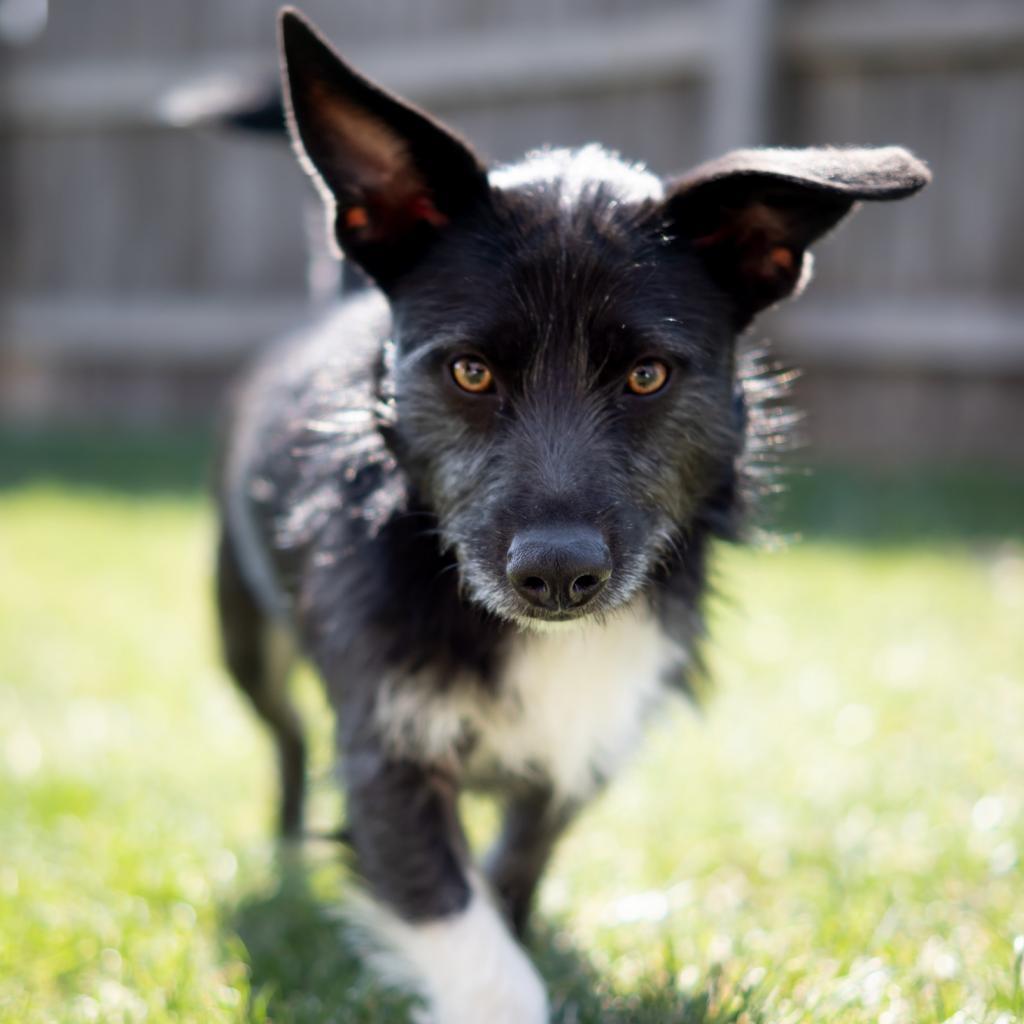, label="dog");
[214,9,929,1022]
